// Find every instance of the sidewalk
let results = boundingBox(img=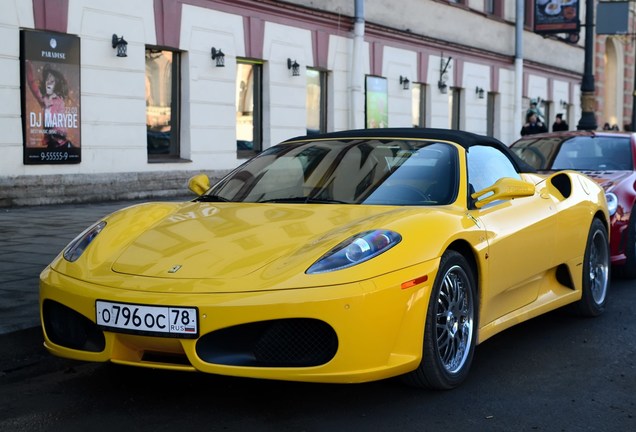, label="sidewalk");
[0,196,192,334]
